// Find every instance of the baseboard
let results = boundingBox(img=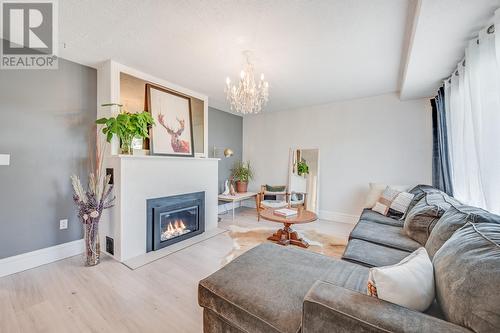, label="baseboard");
[319,210,359,224]
[0,239,84,278]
